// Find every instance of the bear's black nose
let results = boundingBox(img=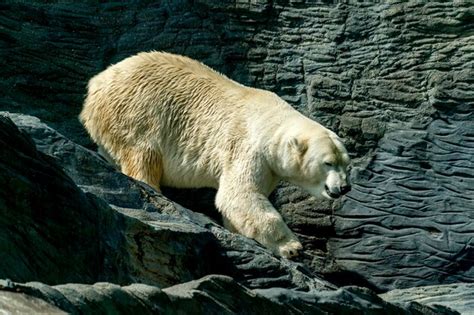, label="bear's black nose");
[340,185,351,195]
